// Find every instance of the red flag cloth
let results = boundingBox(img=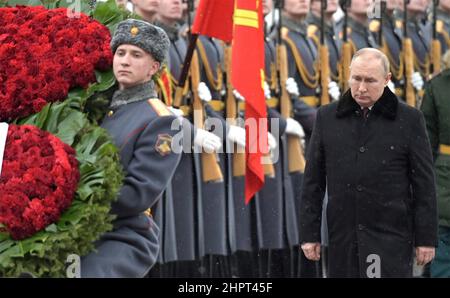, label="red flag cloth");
[156,67,173,106]
[192,0,234,42]
[231,0,267,204]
